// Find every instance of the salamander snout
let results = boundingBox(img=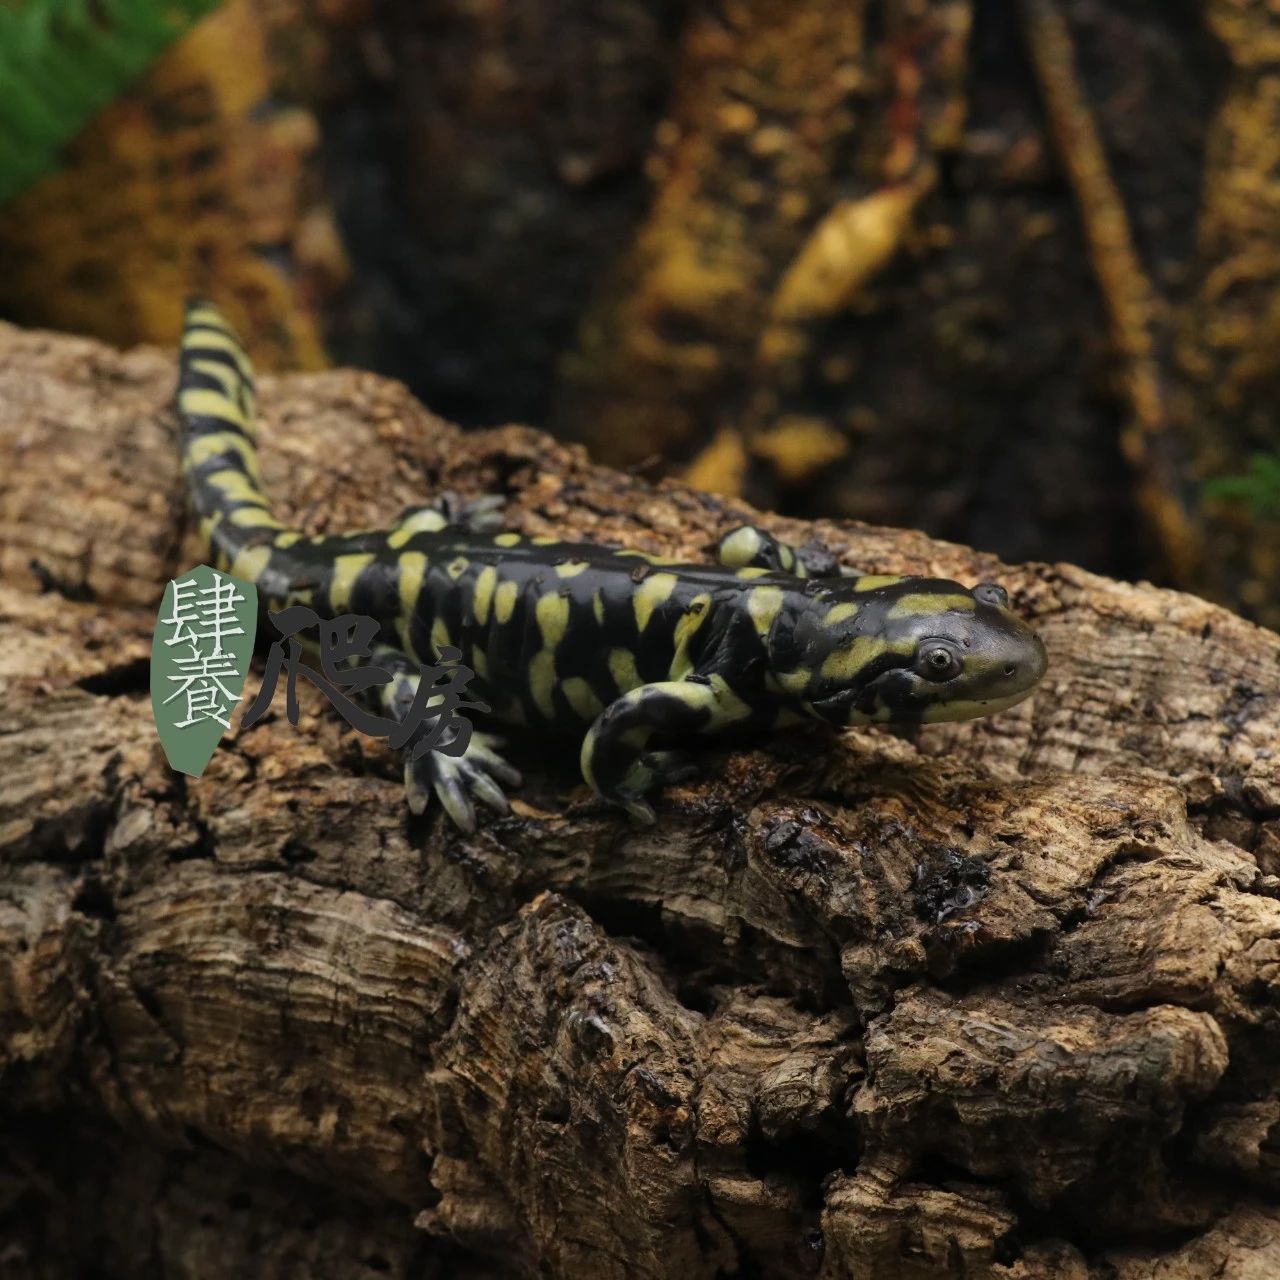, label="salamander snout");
[916,586,1048,723]
[776,574,1049,727]
[1004,633,1048,685]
